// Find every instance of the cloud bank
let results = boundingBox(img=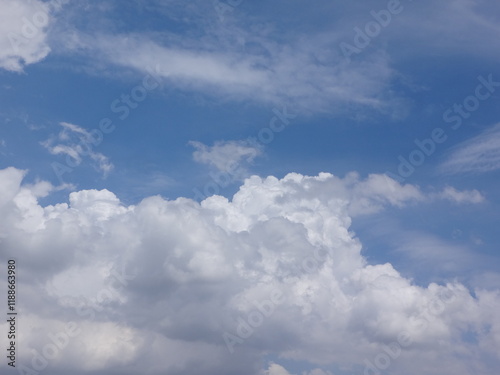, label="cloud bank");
[0,167,498,375]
